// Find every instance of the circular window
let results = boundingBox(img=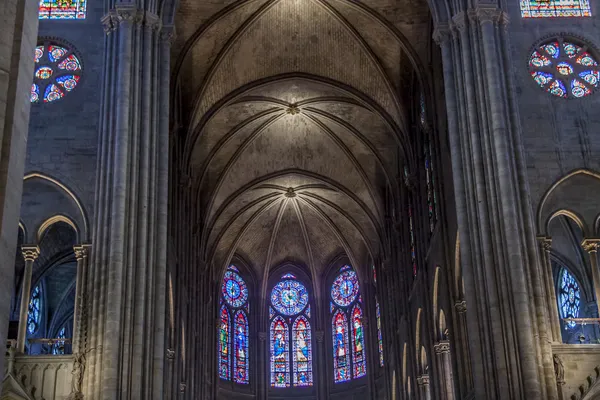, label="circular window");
[271,279,309,316]
[331,269,359,307]
[31,40,82,104]
[528,36,599,99]
[221,270,248,308]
